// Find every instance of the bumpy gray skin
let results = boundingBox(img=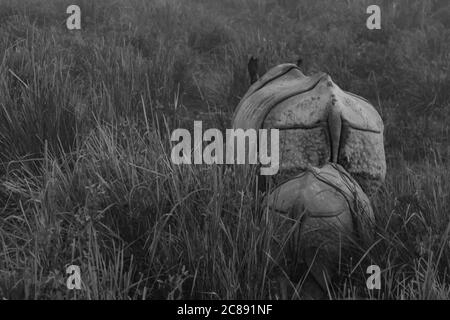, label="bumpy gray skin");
[267,164,374,298]
[233,63,386,195]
